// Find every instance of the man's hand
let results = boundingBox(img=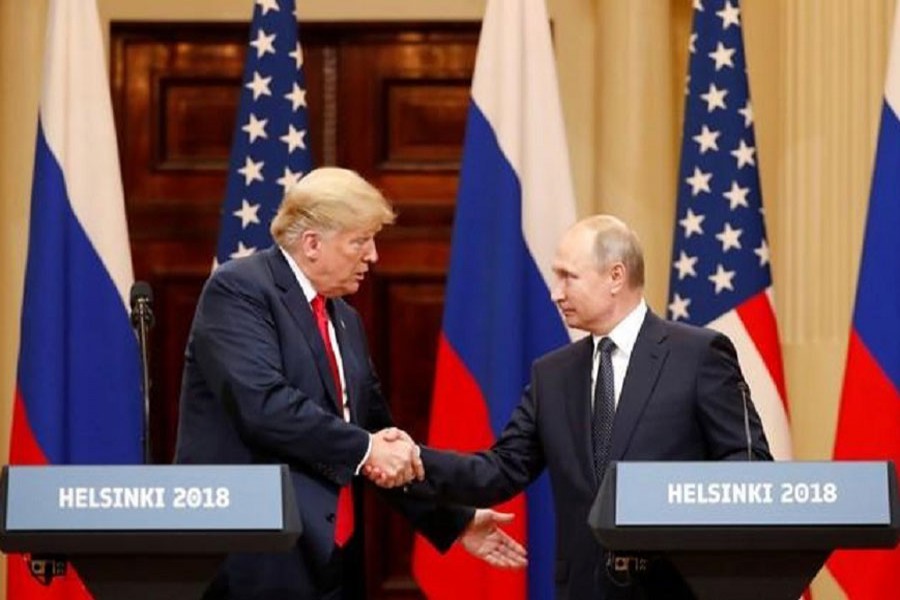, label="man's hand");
[460,509,528,569]
[363,427,424,488]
